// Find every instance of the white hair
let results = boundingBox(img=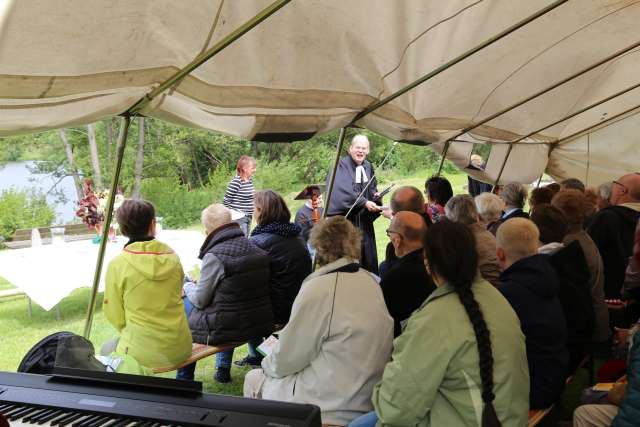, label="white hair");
[201,204,232,234]
[598,182,613,200]
[474,192,505,223]
[351,134,370,146]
